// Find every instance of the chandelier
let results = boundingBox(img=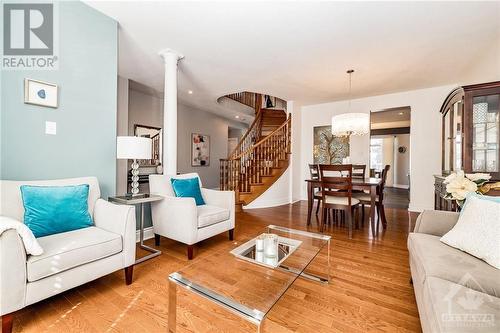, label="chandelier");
[331,69,369,137]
